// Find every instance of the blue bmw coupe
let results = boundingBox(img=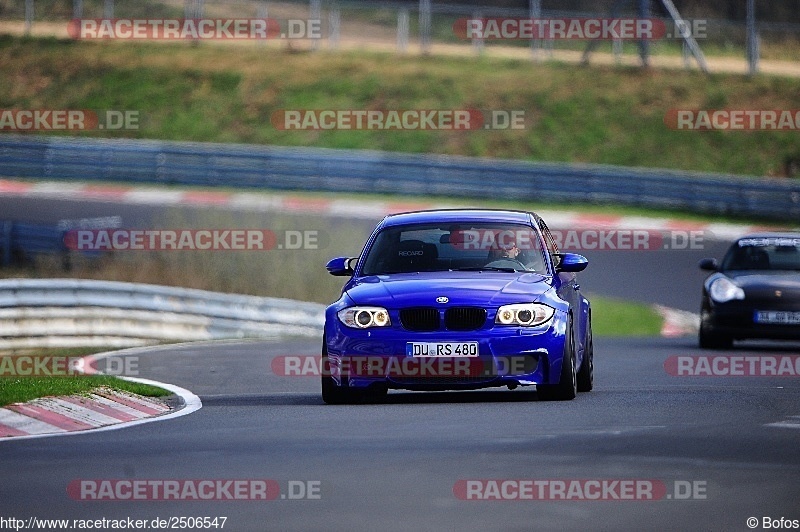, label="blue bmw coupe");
[322,209,593,403]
